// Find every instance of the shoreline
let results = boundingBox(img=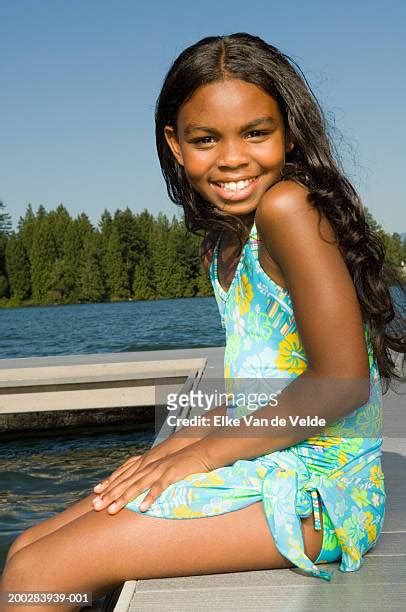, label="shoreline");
[0,279,404,310]
[0,294,213,310]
